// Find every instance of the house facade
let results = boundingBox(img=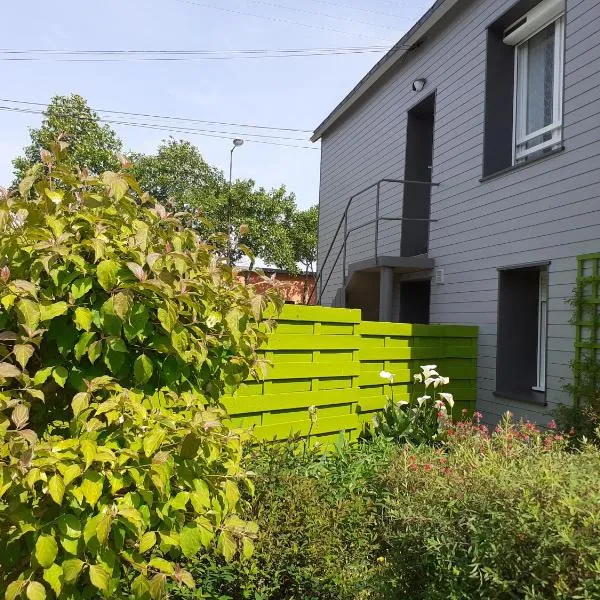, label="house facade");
[313,0,600,424]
